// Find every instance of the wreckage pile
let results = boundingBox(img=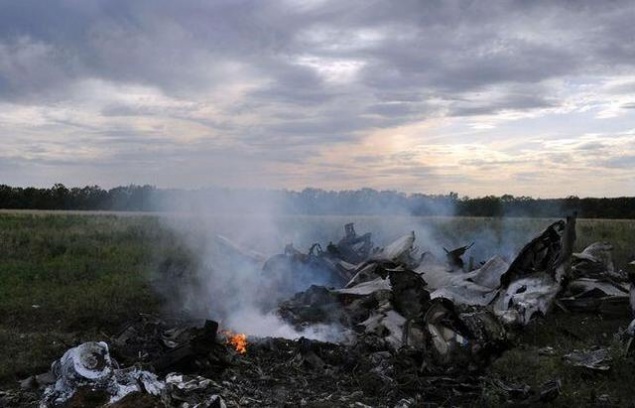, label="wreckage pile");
[11,216,635,407]
[276,217,631,368]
